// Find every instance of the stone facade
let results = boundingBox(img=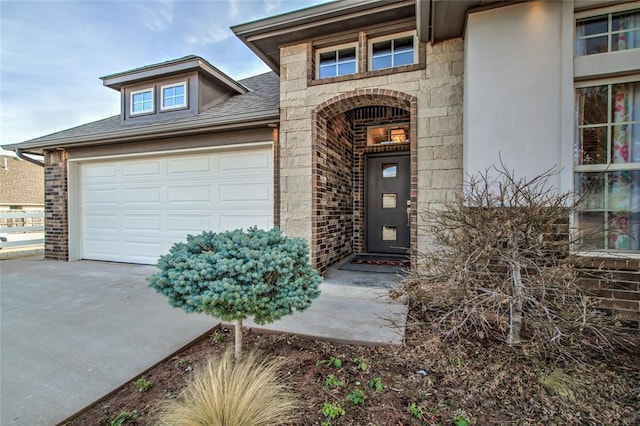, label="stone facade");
[44,150,68,260]
[279,37,464,273]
